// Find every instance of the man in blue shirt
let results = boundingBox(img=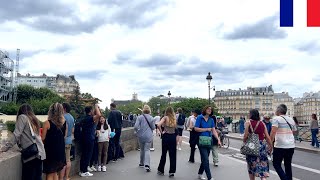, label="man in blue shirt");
[80,104,101,177]
[59,103,75,180]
